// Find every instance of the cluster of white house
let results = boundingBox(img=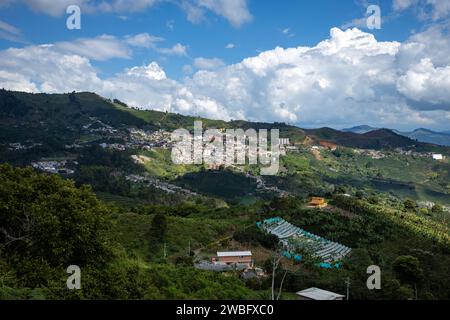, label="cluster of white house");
[31,161,75,175]
[432,153,444,160]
